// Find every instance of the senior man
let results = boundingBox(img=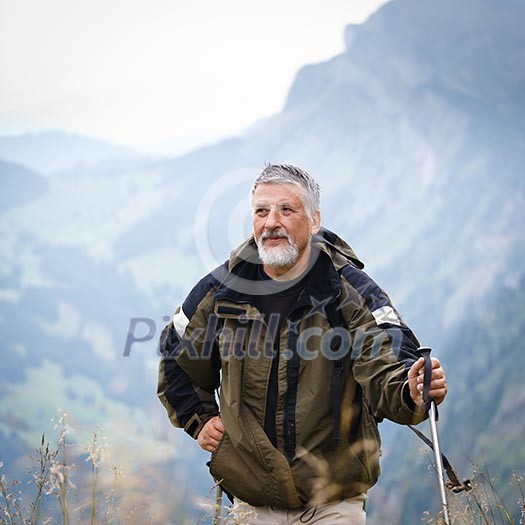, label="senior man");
[158,164,447,524]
